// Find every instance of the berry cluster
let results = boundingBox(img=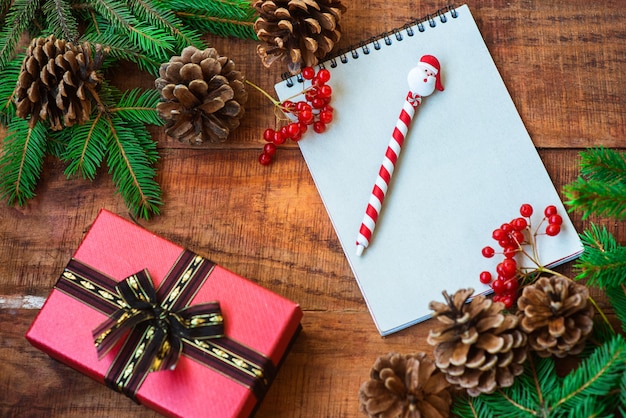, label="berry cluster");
[259,66,334,165]
[479,203,563,309]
